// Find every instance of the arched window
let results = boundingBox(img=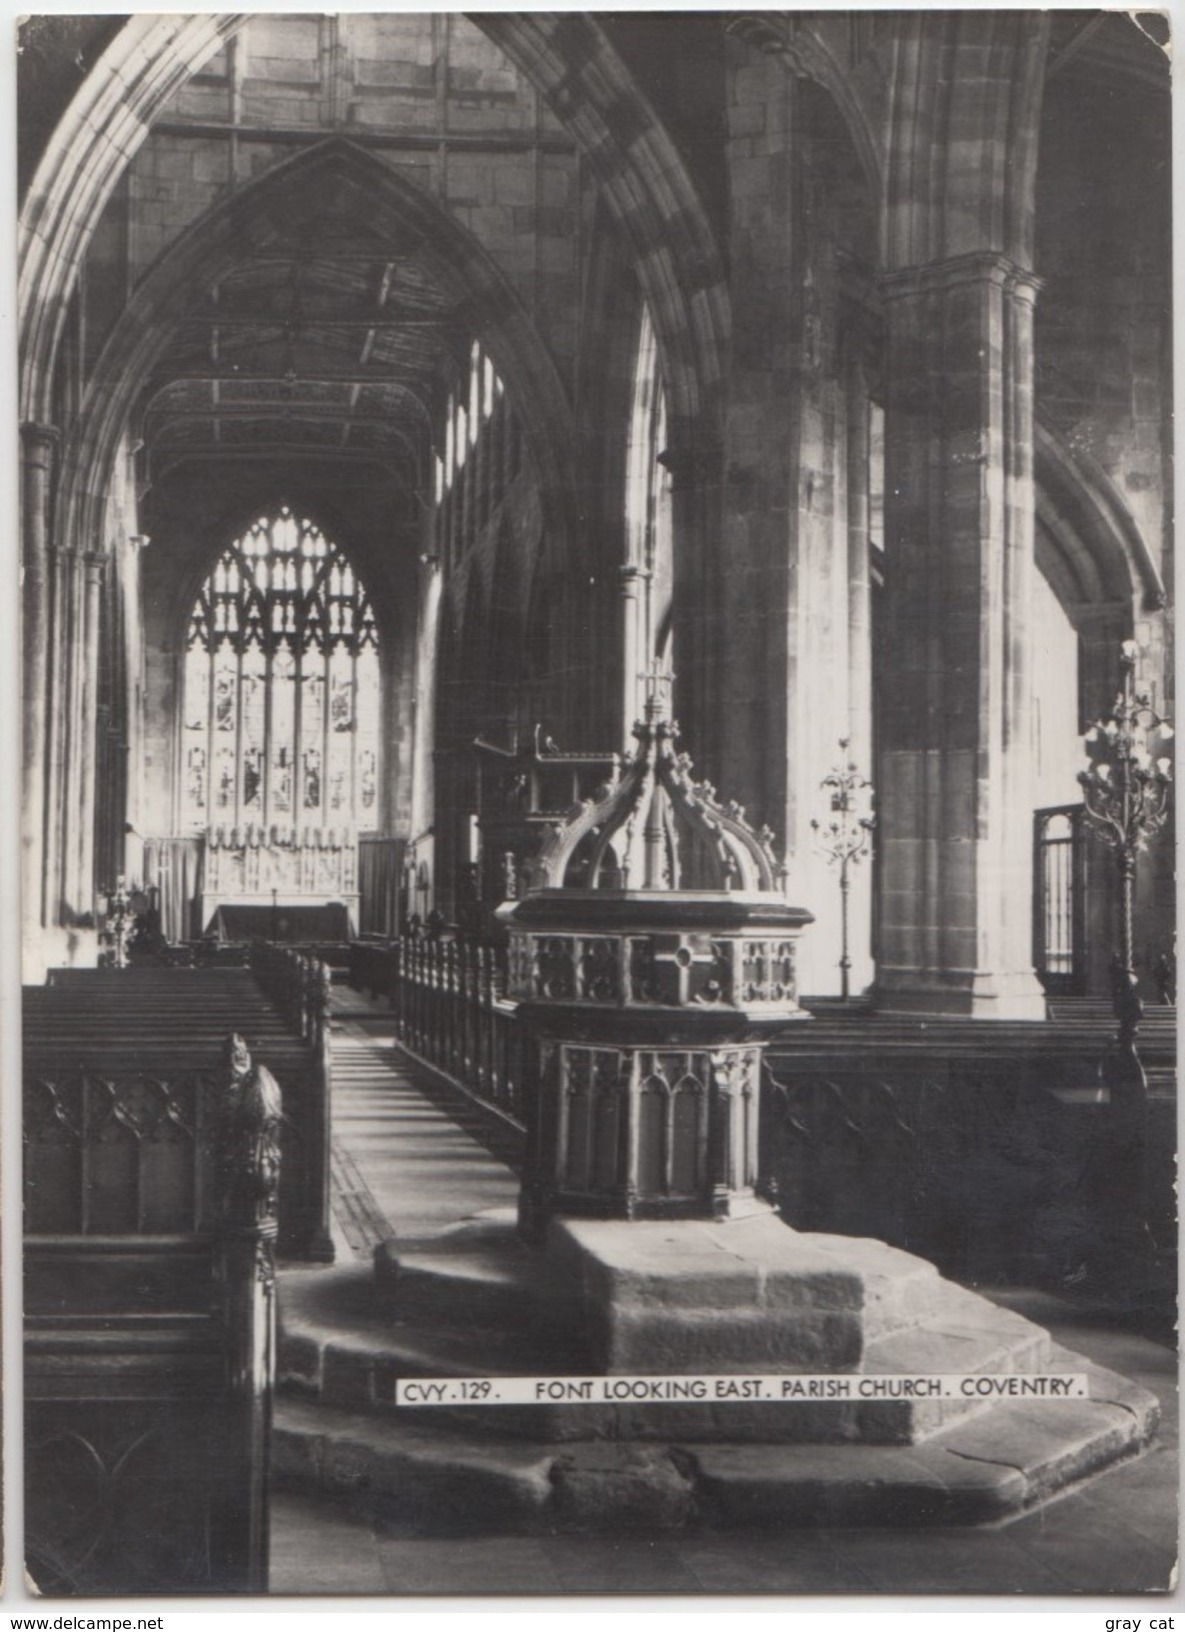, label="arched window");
[181,507,380,833]
[625,305,673,667]
[618,305,673,739]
